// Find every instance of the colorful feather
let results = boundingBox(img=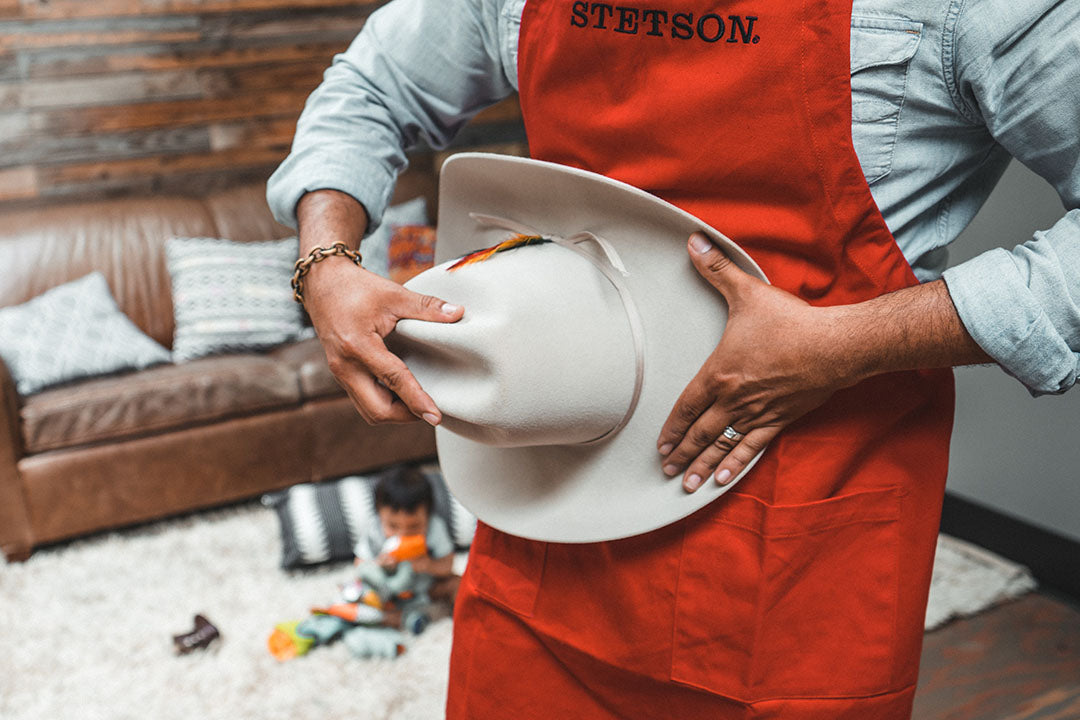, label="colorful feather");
[447,234,551,271]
